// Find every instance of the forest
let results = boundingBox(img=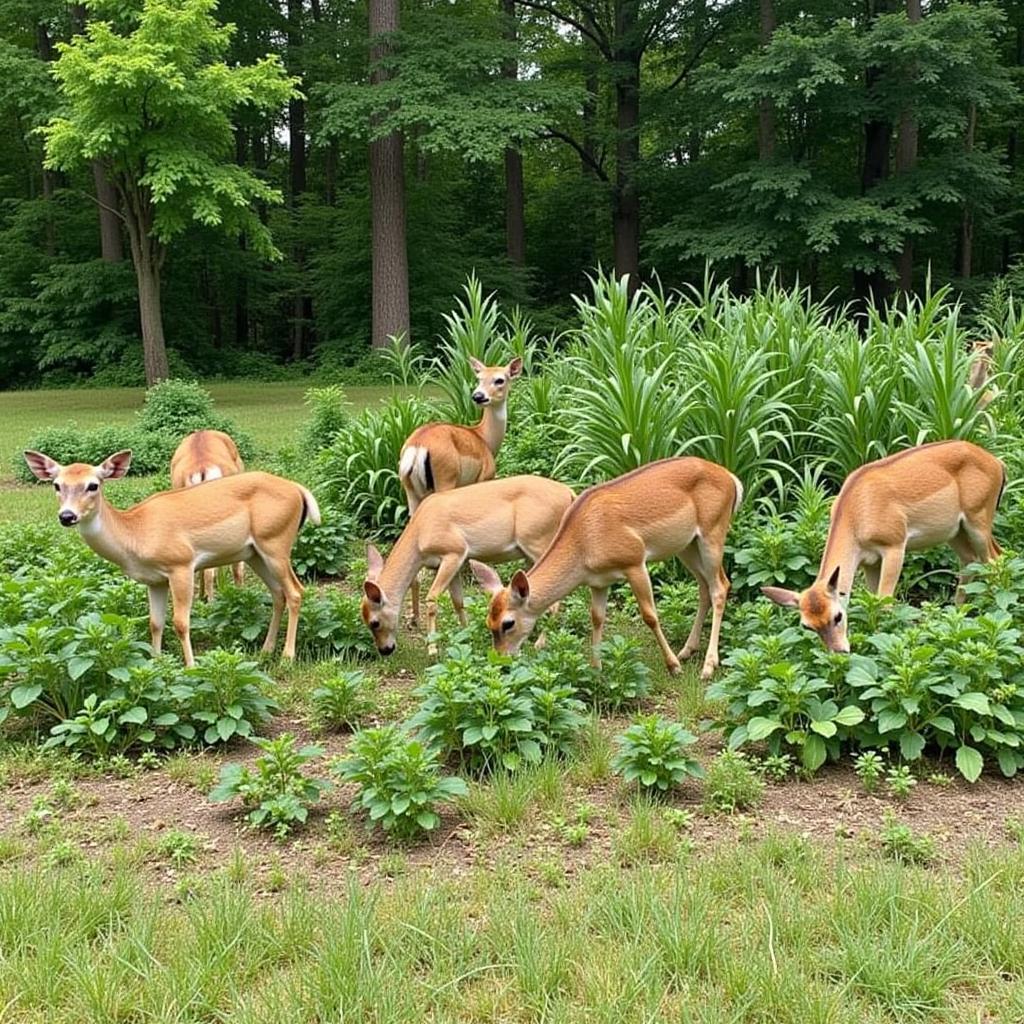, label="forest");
[0,0,1022,387]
